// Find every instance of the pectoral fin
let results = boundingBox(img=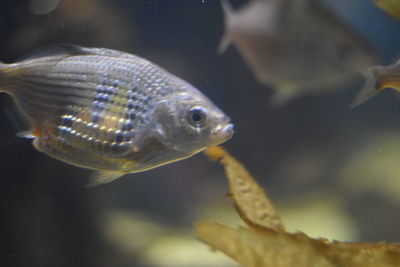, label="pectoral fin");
[87,171,125,187]
[268,85,299,107]
[16,130,36,139]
